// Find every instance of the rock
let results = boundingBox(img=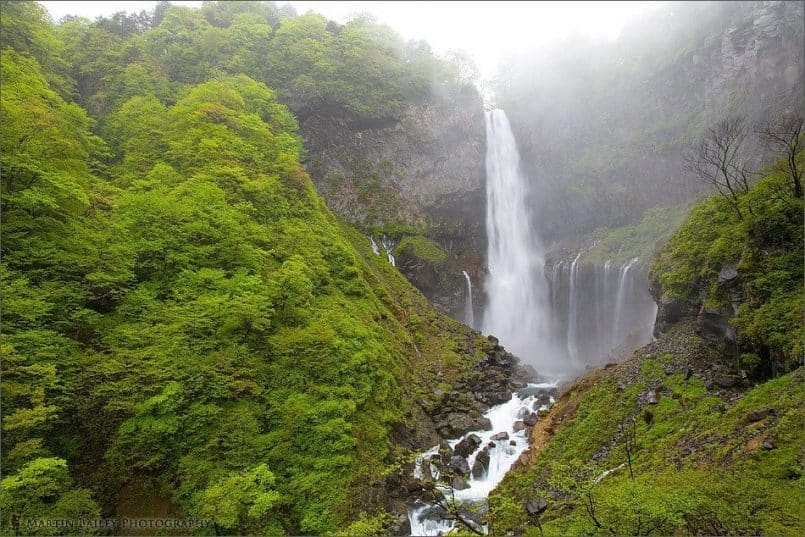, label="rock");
[718,263,739,284]
[516,406,530,419]
[523,413,539,426]
[449,455,471,476]
[513,420,526,432]
[762,441,776,451]
[517,451,530,466]
[472,448,490,478]
[745,408,775,422]
[437,413,492,437]
[713,375,739,388]
[490,431,509,441]
[616,382,626,392]
[451,474,469,490]
[454,434,482,458]
[696,306,737,344]
[488,441,496,448]
[404,477,422,493]
[654,294,691,335]
[525,498,548,516]
[647,388,660,404]
[509,440,517,446]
